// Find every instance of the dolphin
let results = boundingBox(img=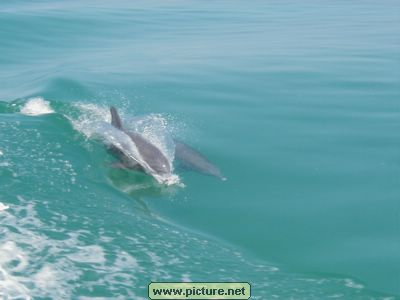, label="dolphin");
[174,140,226,181]
[109,106,172,179]
[108,106,226,182]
